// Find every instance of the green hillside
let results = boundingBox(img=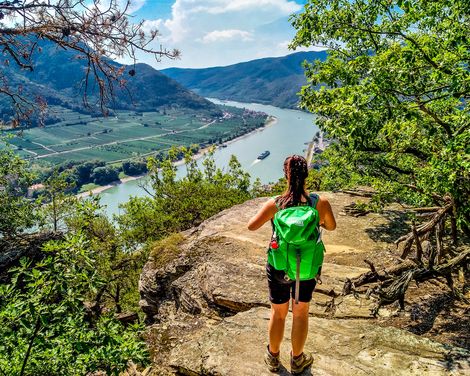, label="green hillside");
[161,51,327,108]
[0,41,220,125]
